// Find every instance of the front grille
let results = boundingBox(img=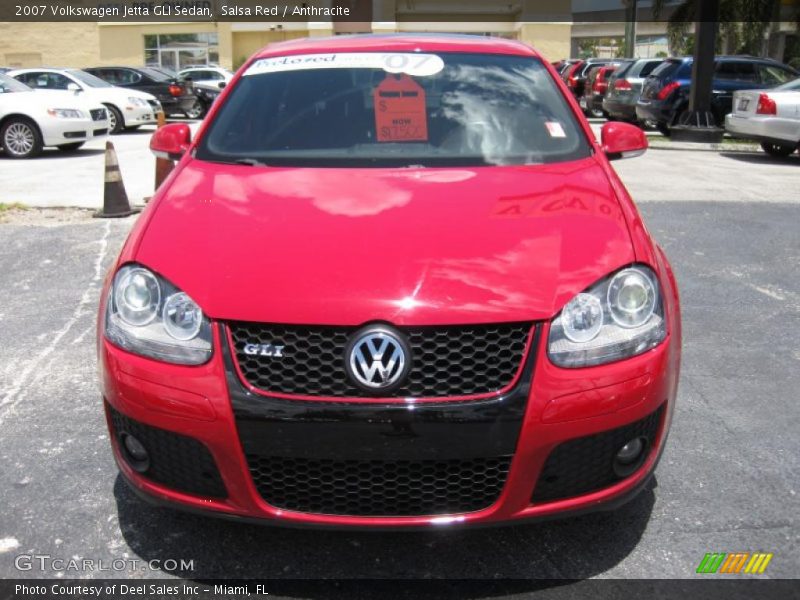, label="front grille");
[229,322,532,398]
[107,404,226,499]
[247,455,512,516]
[531,404,665,504]
[90,108,106,121]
